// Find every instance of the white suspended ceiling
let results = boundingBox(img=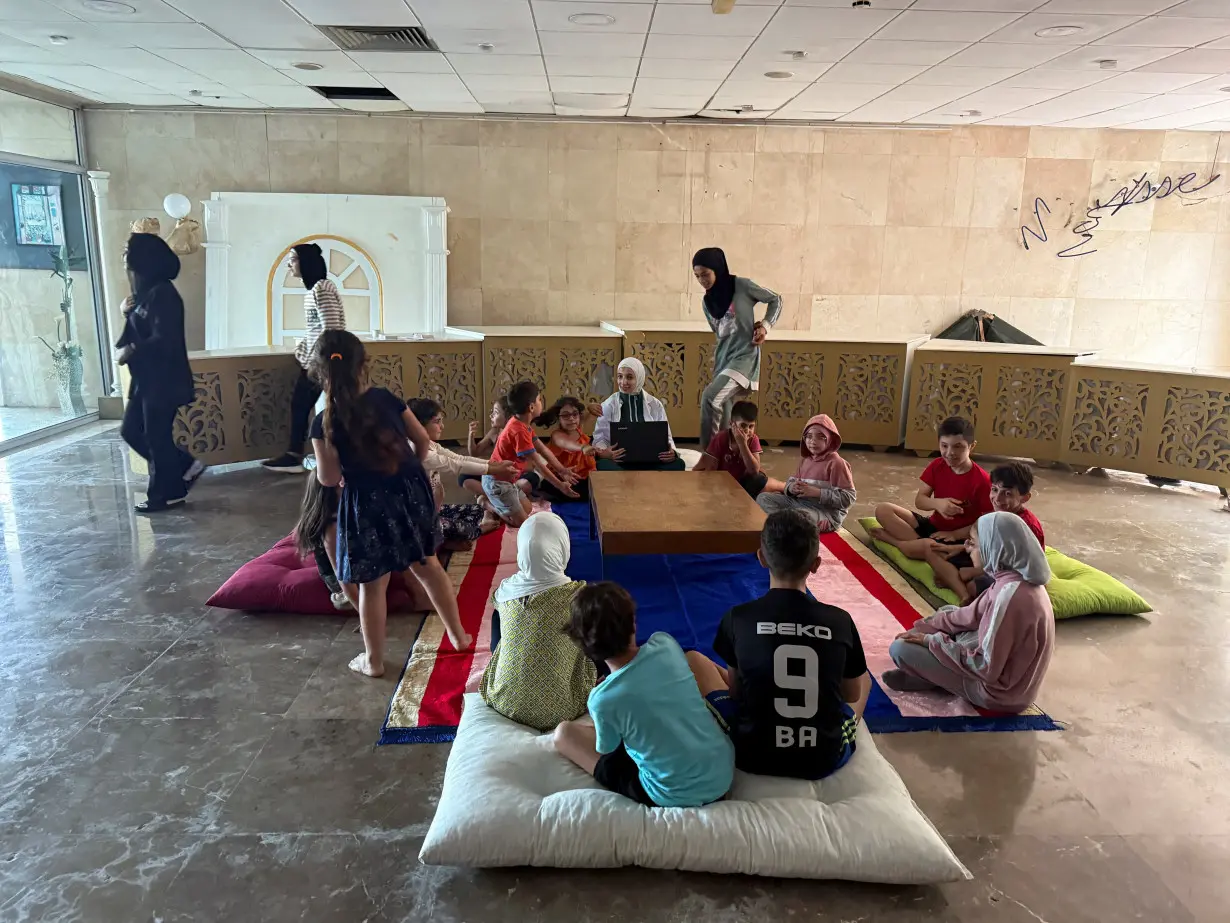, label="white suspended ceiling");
[2,0,1230,128]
